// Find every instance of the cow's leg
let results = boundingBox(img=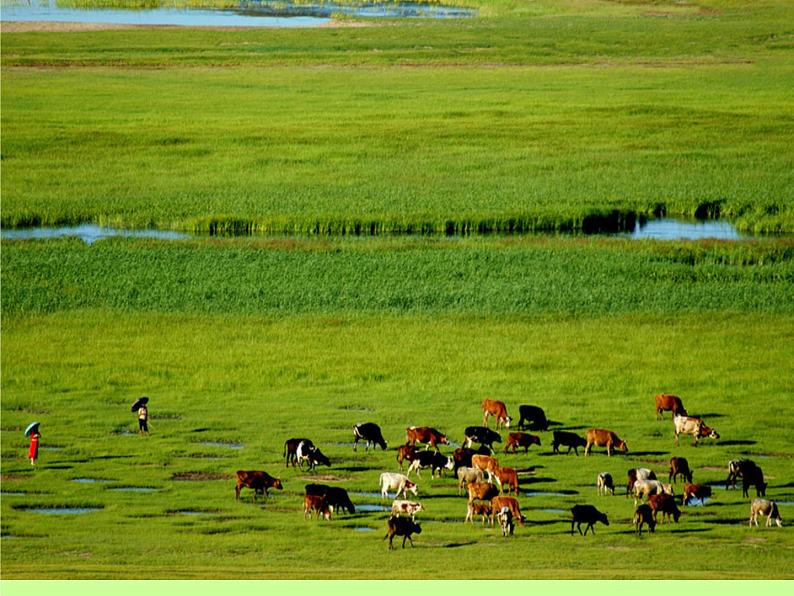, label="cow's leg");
[235,483,241,500]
